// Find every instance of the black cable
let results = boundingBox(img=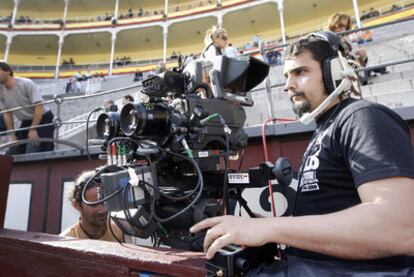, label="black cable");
[81,164,124,205]
[107,215,123,244]
[215,114,231,215]
[107,136,204,223]
[110,136,202,200]
[85,107,103,166]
